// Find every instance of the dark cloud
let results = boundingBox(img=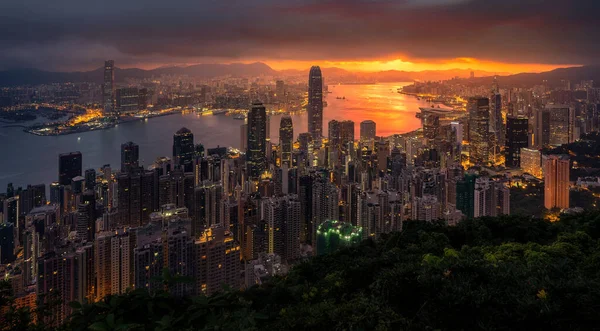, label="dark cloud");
[0,0,598,70]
